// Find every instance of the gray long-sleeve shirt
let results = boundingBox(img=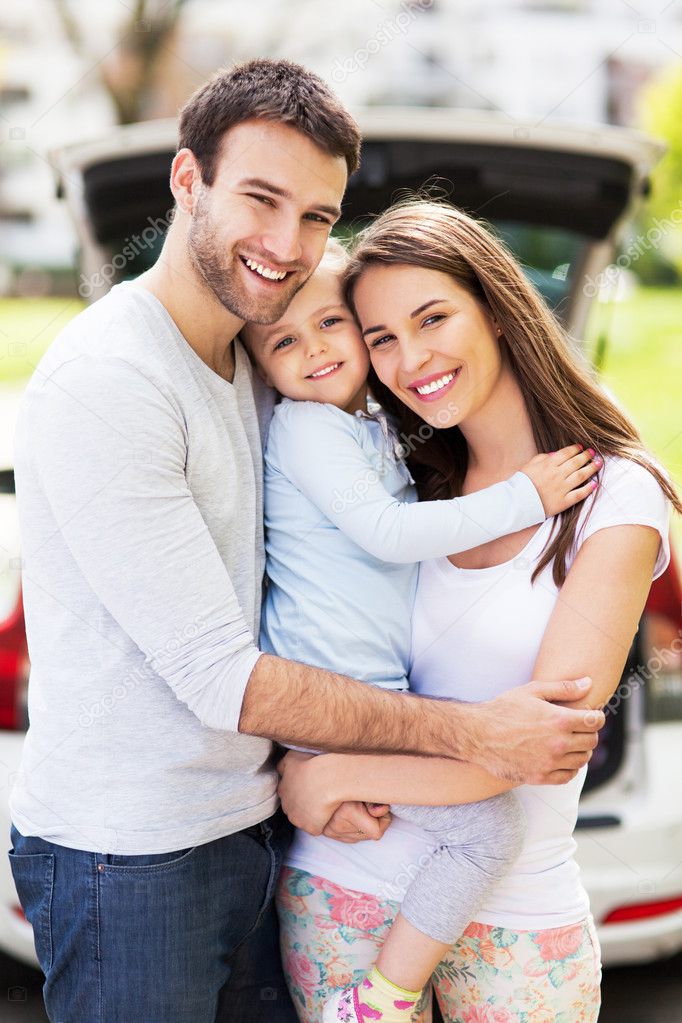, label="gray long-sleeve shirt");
[10,282,277,854]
